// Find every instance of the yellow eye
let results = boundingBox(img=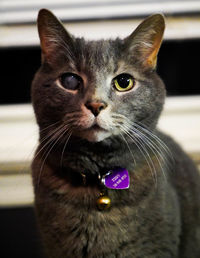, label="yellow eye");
[114,73,135,92]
